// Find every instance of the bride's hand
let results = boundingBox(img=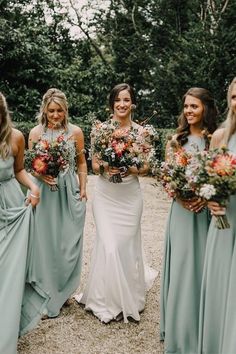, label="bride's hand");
[108,167,121,176]
[119,166,128,178]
